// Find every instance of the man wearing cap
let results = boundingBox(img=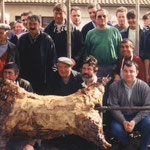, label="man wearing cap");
[47,57,82,96]
[0,23,18,78]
